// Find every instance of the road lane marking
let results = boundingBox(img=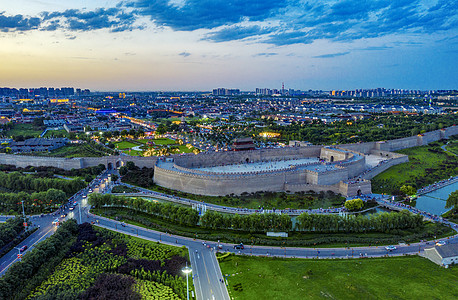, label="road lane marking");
[209,252,228,300]
[0,227,54,275]
[192,250,204,300]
